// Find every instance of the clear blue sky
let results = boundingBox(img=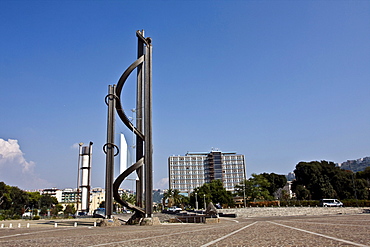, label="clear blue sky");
[1,1,369,190]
